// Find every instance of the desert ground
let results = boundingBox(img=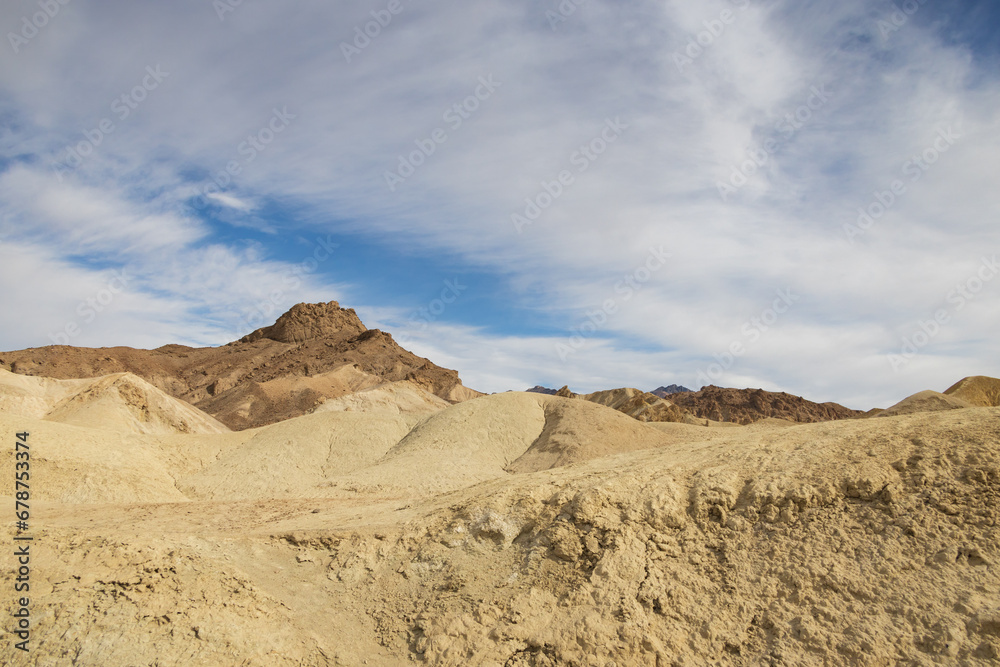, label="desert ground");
[1,305,998,666]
